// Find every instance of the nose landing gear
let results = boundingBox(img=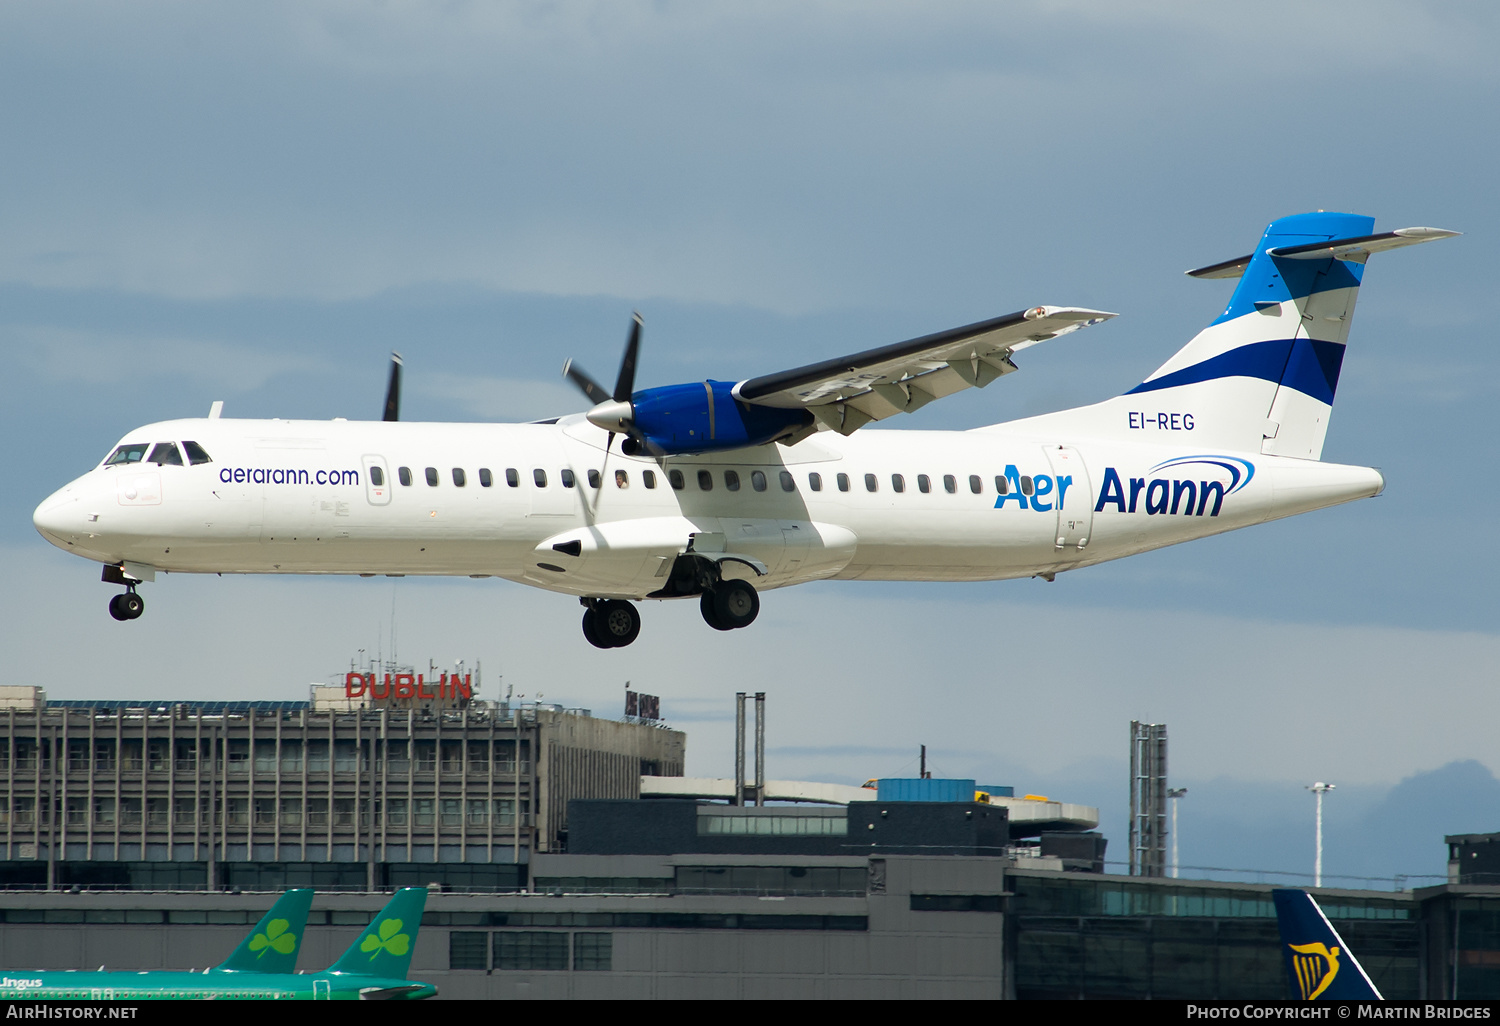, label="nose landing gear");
[108,589,144,622]
[581,599,641,649]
